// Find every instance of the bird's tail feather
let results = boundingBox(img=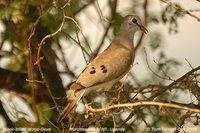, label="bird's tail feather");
[57,83,85,122]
